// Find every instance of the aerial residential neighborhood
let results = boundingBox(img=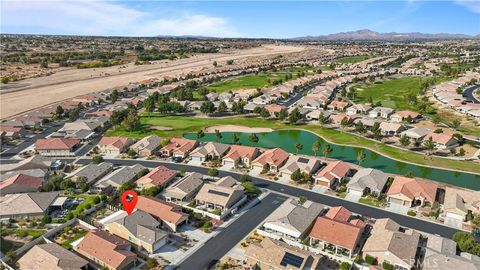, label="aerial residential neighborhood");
[1,1,480,270]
